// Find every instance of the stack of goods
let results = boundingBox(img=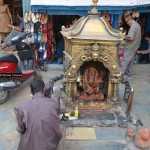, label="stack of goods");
[24,11,52,71]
